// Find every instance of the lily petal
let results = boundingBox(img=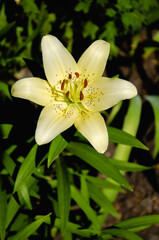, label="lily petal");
[77,40,110,82]
[82,77,137,111]
[42,35,78,87]
[35,103,77,145]
[11,77,53,106]
[75,111,108,153]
